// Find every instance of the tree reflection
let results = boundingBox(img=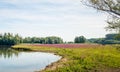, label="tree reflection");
[0,46,19,58]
